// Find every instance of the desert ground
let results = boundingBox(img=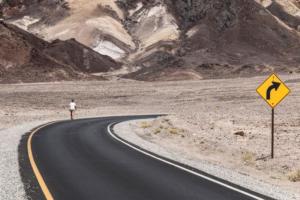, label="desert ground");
[1,1,300,199]
[0,75,299,199]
